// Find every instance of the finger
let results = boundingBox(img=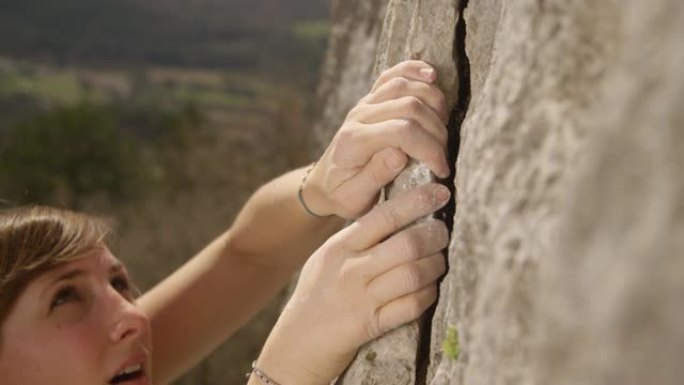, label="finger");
[371,284,437,338]
[341,183,450,251]
[355,96,448,149]
[368,253,446,307]
[371,60,437,93]
[360,219,448,280]
[337,147,408,214]
[343,118,449,178]
[366,77,449,124]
